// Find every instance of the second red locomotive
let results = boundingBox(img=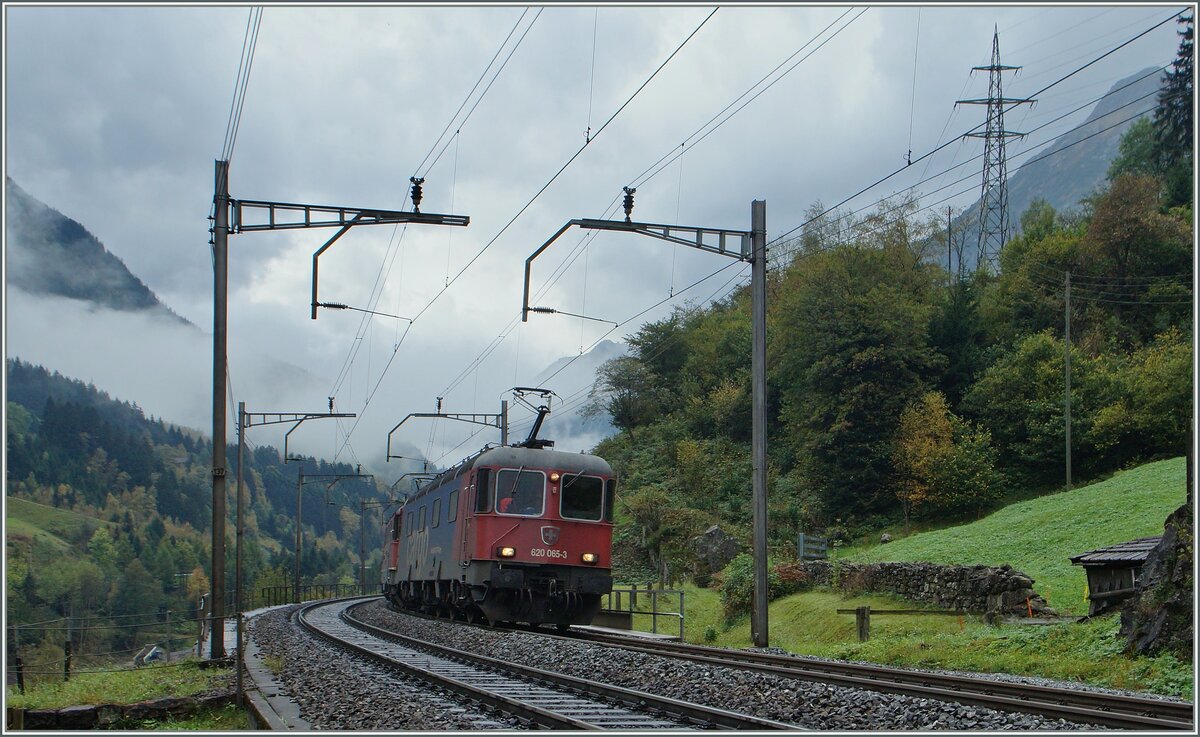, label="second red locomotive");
[381,435,616,628]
